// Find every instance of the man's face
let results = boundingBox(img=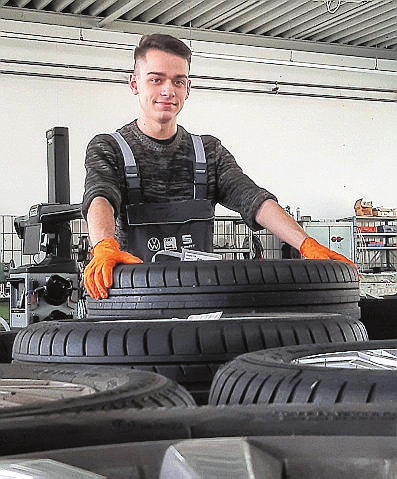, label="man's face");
[130,49,191,126]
